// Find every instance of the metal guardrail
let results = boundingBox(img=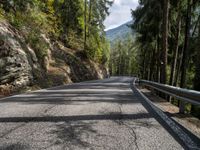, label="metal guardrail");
[139,80,200,106]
